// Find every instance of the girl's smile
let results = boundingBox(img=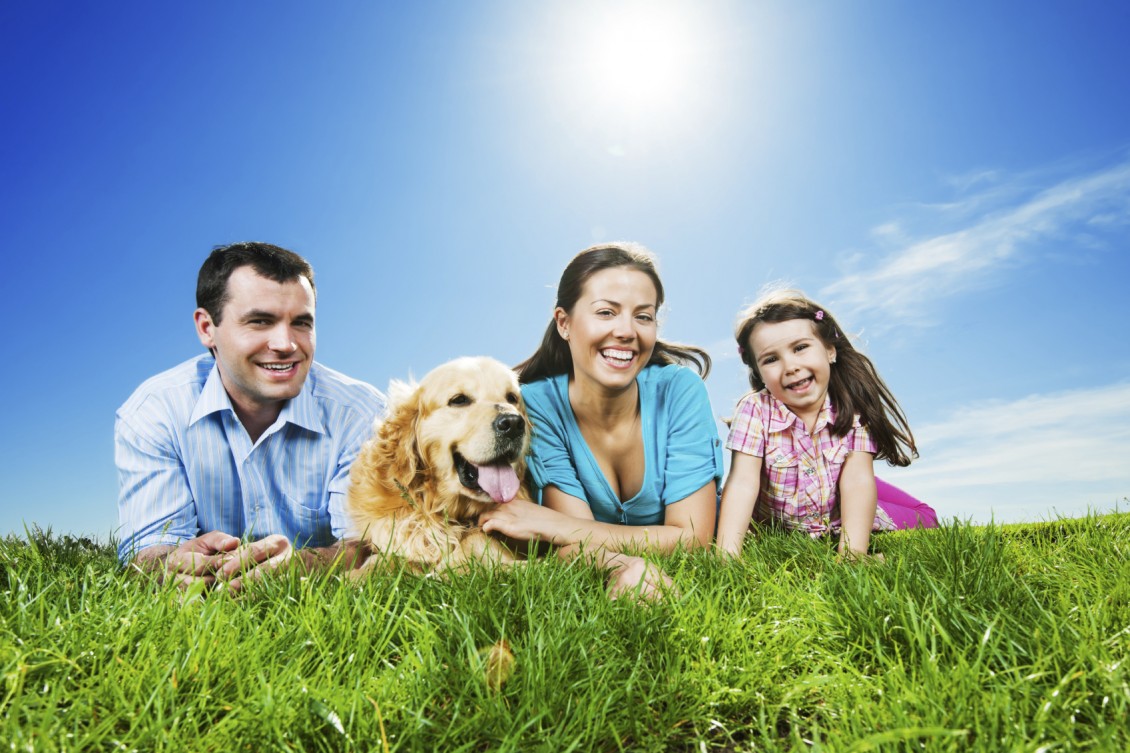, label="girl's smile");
[785,375,815,394]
